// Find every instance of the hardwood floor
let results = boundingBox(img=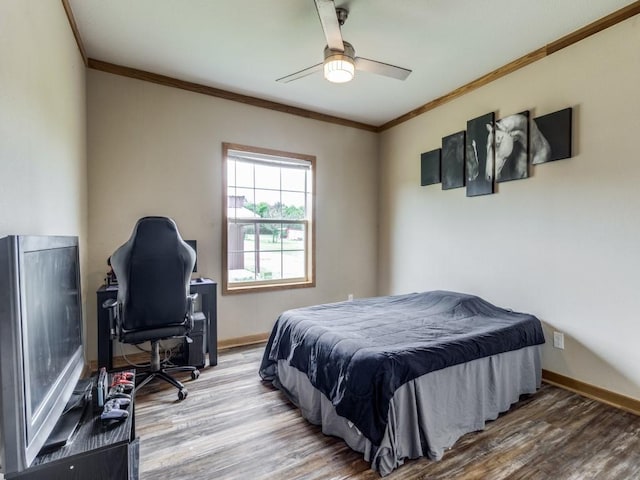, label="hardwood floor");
[134,345,640,479]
